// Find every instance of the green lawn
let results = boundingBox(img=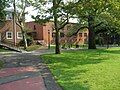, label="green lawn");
[41,48,120,90]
